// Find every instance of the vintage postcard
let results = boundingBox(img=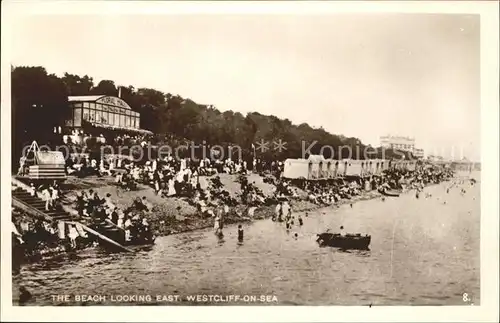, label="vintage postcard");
[1,1,498,322]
